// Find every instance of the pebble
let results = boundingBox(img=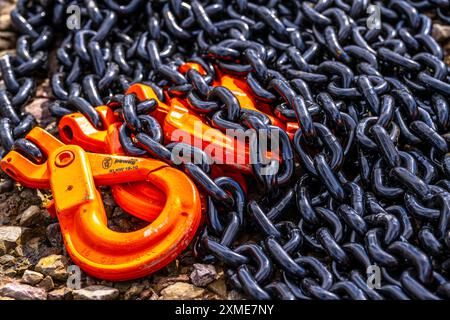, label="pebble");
[9,257,31,275]
[19,205,42,227]
[0,15,10,31]
[2,268,16,277]
[0,193,22,222]
[0,31,14,50]
[0,226,29,250]
[190,263,217,287]
[227,289,245,300]
[21,270,44,285]
[154,274,190,292]
[0,282,47,300]
[0,3,15,25]
[37,276,54,291]
[14,244,23,256]
[160,282,205,300]
[113,280,132,293]
[73,285,120,300]
[124,283,145,300]
[46,223,62,247]
[207,279,227,298]
[35,255,68,281]
[0,254,15,265]
[433,23,450,43]
[139,289,158,300]
[24,98,51,126]
[48,287,73,300]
